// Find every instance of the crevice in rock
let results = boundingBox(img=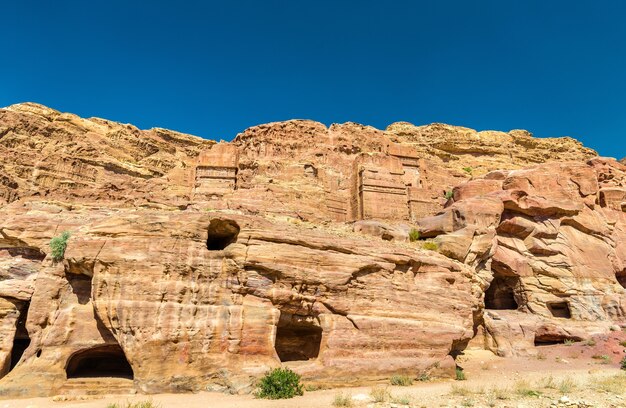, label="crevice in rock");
[318,300,358,329]
[206,219,240,250]
[252,236,359,255]
[449,337,470,359]
[345,265,385,287]
[244,265,282,284]
[274,312,322,362]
